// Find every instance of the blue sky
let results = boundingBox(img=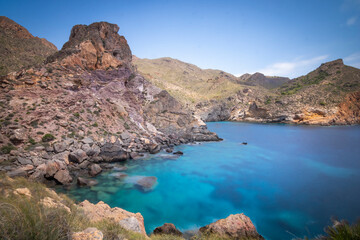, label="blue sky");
[1,0,359,78]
